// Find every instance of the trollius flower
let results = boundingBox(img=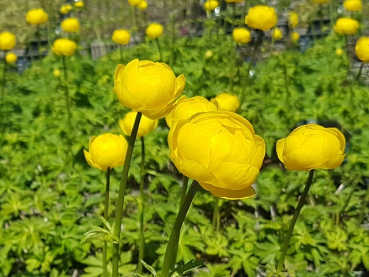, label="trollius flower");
[119,111,158,137]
